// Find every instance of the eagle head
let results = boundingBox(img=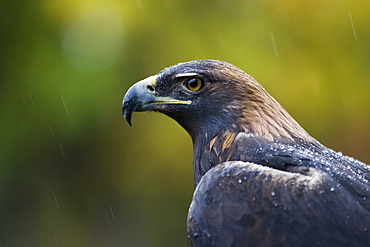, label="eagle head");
[122,59,311,143]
